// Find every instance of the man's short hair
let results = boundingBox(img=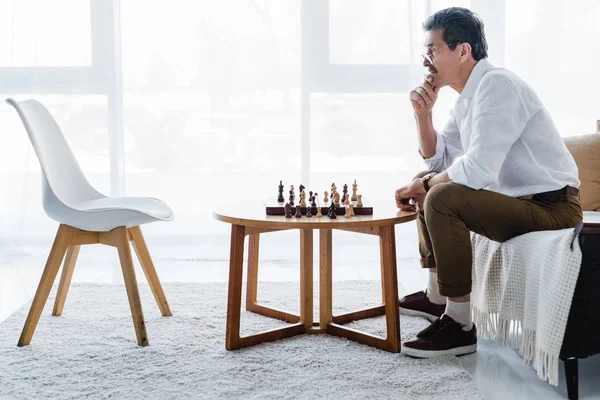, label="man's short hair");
[423,7,488,61]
